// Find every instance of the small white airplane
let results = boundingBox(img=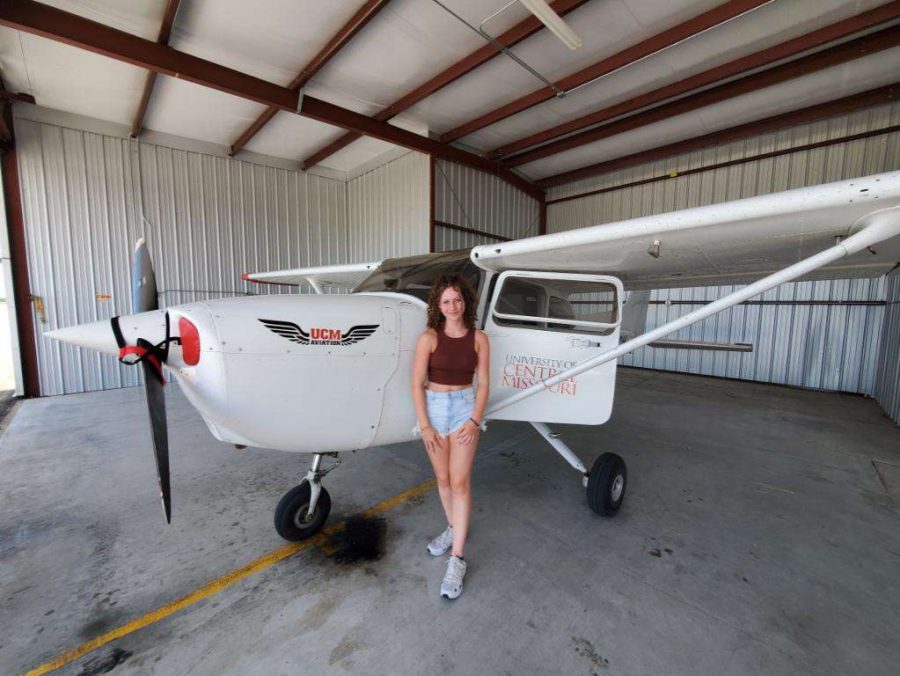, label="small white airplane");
[47,171,900,541]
